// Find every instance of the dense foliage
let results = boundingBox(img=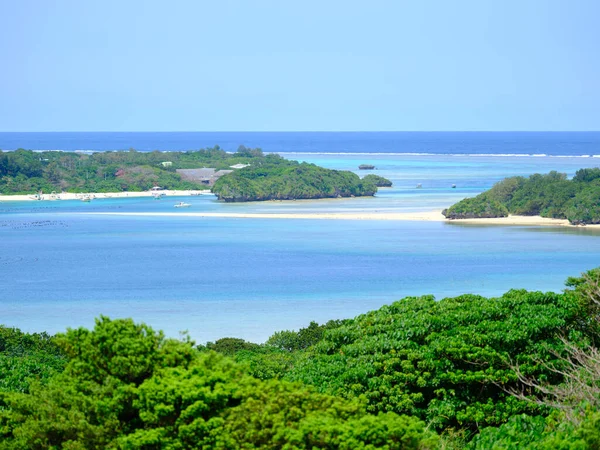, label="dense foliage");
[212,155,378,201]
[0,318,436,449]
[212,269,600,447]
[465,412,598,449]
[442,193,508,219]
[2,269,600,448]
[0,326,65,394]
[362,174,393,187]
[443,169,600,223]
[1,147,382,203]
[0,146,267,194]
[282,290,594,432]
